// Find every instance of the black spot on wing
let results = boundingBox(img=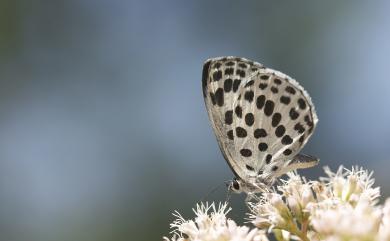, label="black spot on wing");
[283,149,292,156]
[225,61,235,66]
[244,91,254,103]
[260,75,269,80]
[245,164,254,171]
[213,70,222,81]
[264,100,275,116]
[275,125,286,137]
[244,80,254,87]
[215,88,224,106]
[289,108,300,120]
[274,78,282,85]
[285,86,296,95]
[256,95,266,109]
[265,154,272,164]
[225,110,233,125]
[305,115,314,127]
[298,98,307,109]
[254,128,267,138]
[280,96,291,105]
[227,130,234,140]
[259,83,267,90]
[271,86,278,94]
[225,68,234,75]
[236,127,247,137]
[272,113,281,127]
[235,105,242,118]
[236,69,246,78]
[240,149,252,157]
[233,79,241,92]
[245,113,254,126]
[258,143,268,151]
[224,78,233,92]
[239,63,248,68]
[294,123,305,134]
[281,135,293,145]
